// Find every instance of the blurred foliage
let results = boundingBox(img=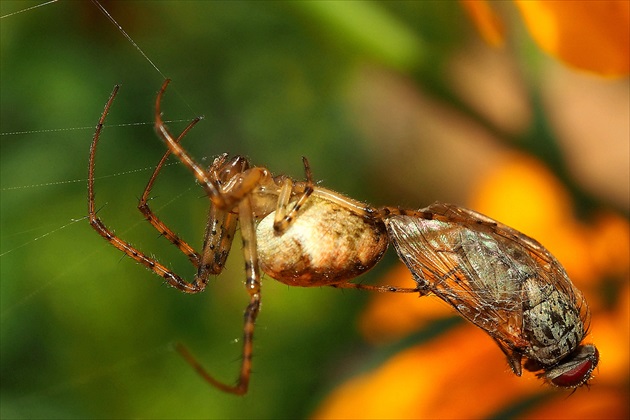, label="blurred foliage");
[1,1,628,419]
